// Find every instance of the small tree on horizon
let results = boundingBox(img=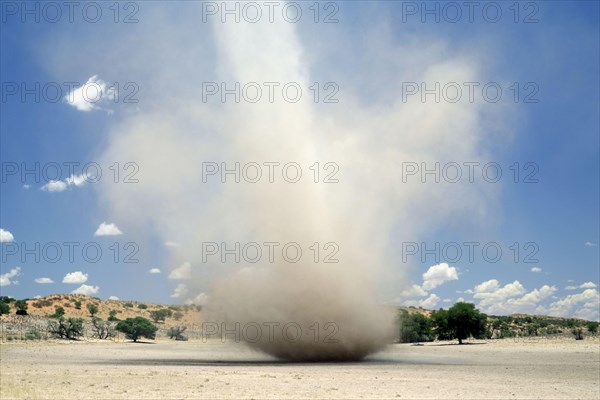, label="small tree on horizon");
[15,300,28,316]
[87,303,99,317]
[431,302,487,344]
